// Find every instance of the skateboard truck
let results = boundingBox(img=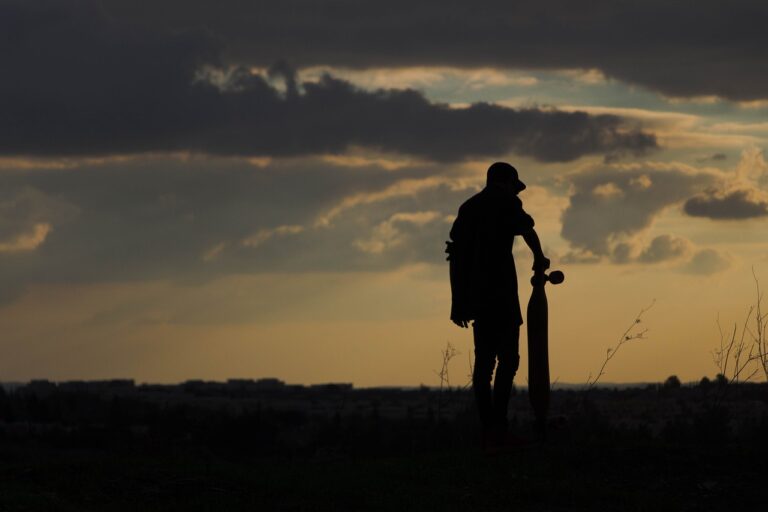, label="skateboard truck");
[531,269,565,286]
